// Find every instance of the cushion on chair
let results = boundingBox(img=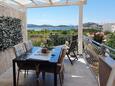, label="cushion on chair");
[14,43,26,57]
[24,40,33,51]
